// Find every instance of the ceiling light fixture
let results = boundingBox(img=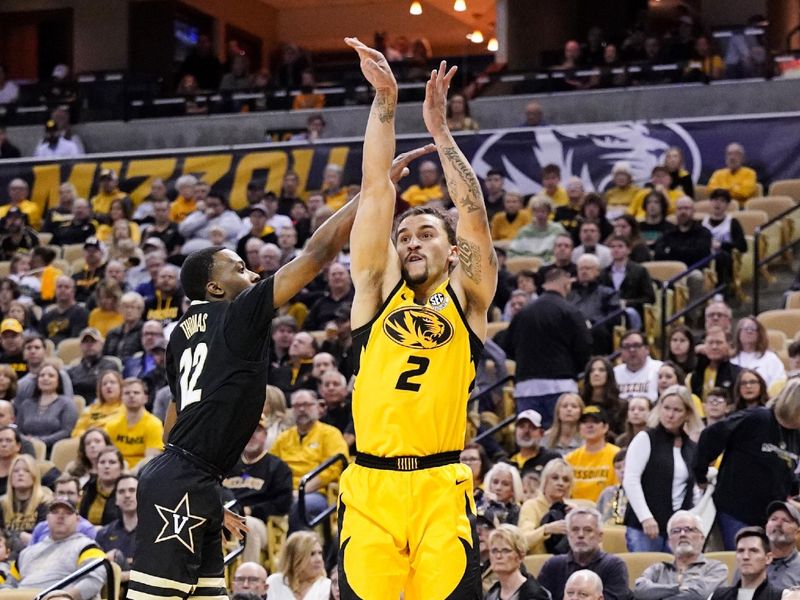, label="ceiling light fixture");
[487,37,498,52]
[454,0,467,11]
[410,1,422,15]
[470,30,484,44]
